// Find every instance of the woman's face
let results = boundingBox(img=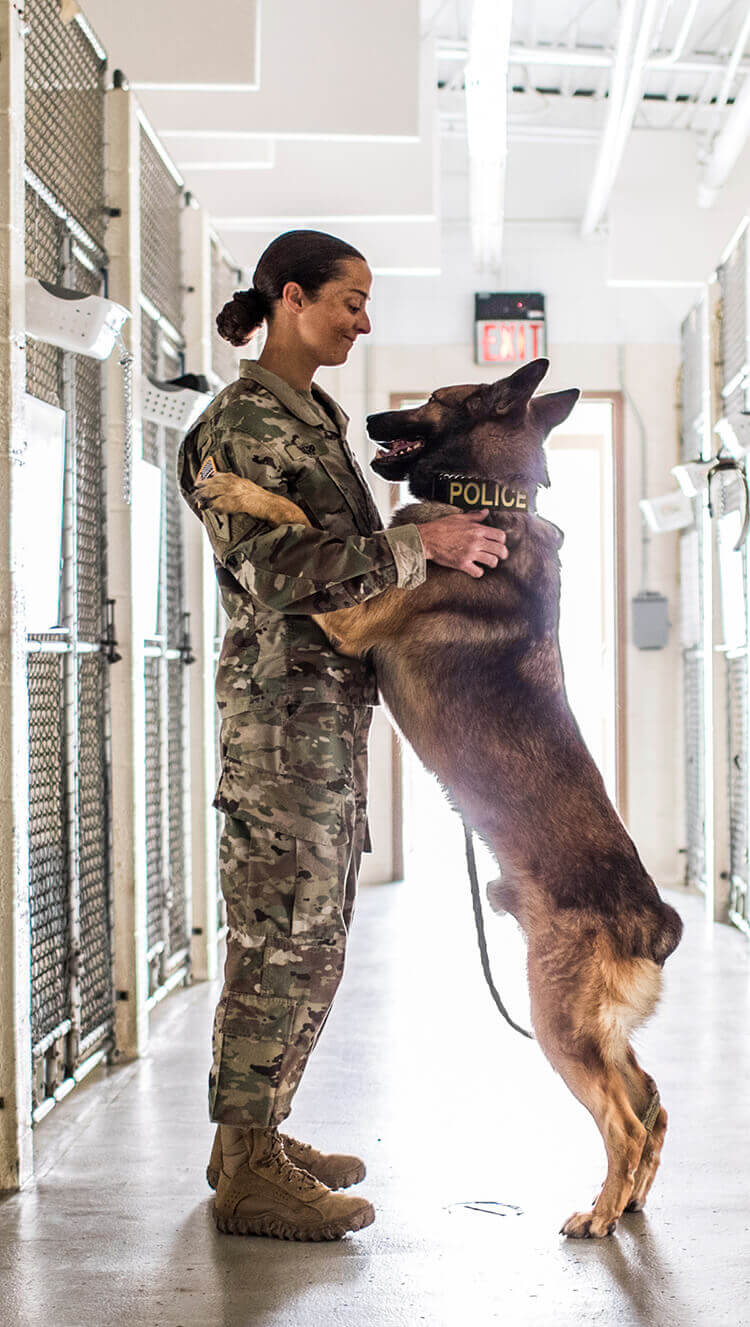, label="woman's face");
[288,258,373,366]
